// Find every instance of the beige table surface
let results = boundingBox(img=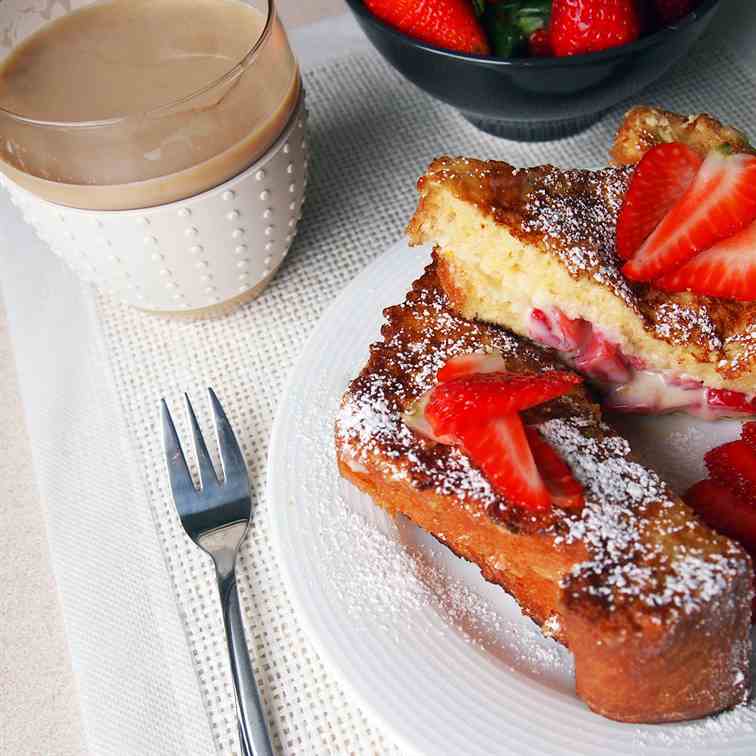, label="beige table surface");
[0,3,345,755]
